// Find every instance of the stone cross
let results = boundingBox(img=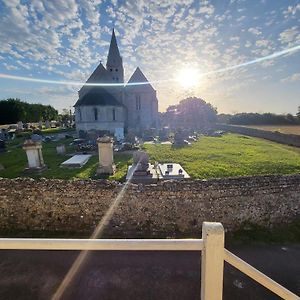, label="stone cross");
[96,136,115,175]
[23,140,46,170]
